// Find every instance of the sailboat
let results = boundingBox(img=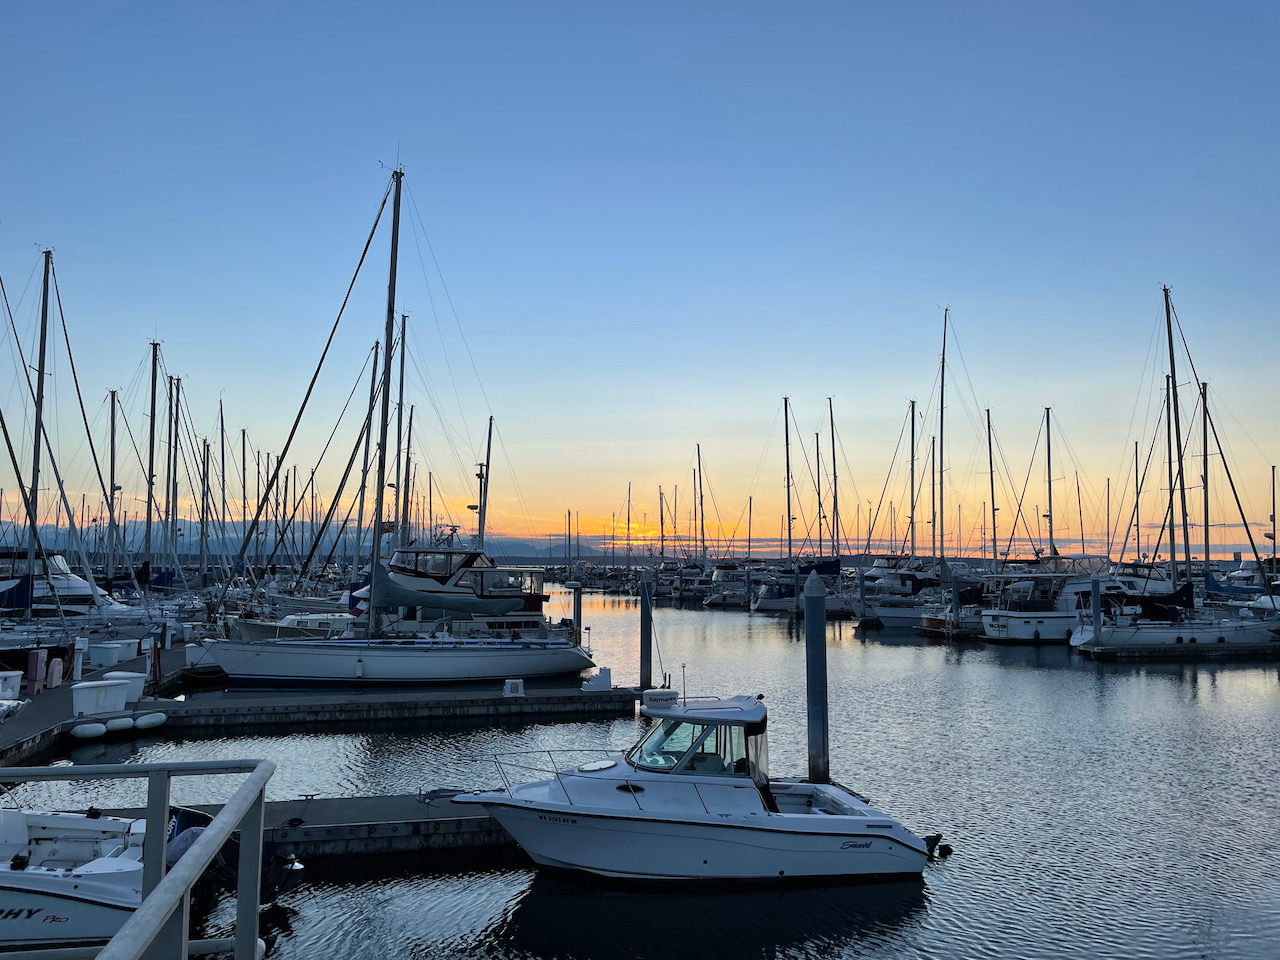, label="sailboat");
[199,171,594,684]
[1073,287,1280,660]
